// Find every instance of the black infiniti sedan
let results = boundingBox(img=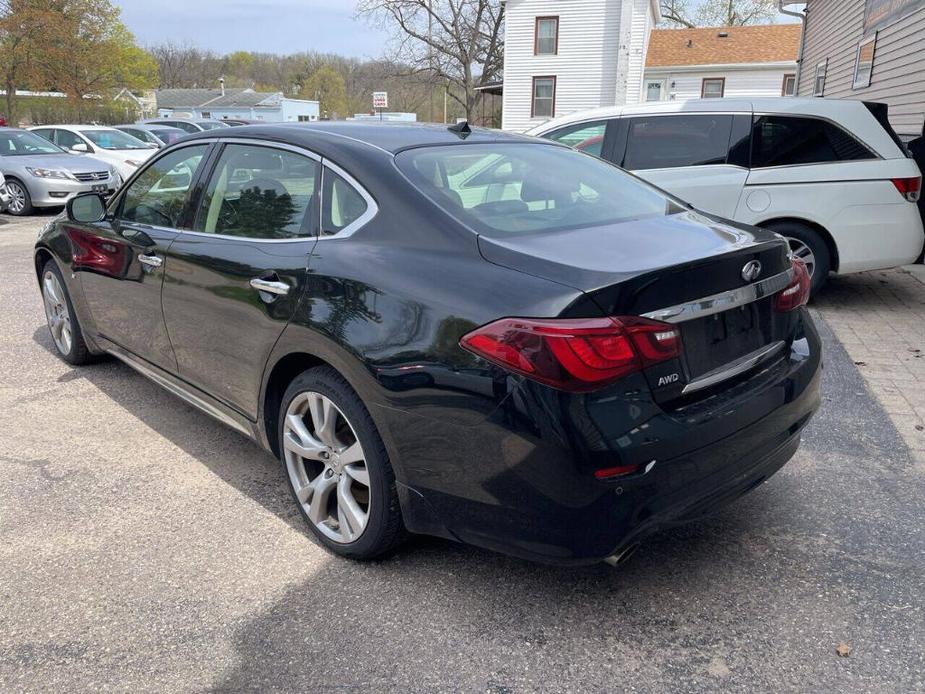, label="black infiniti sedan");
[33,122,820,565]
